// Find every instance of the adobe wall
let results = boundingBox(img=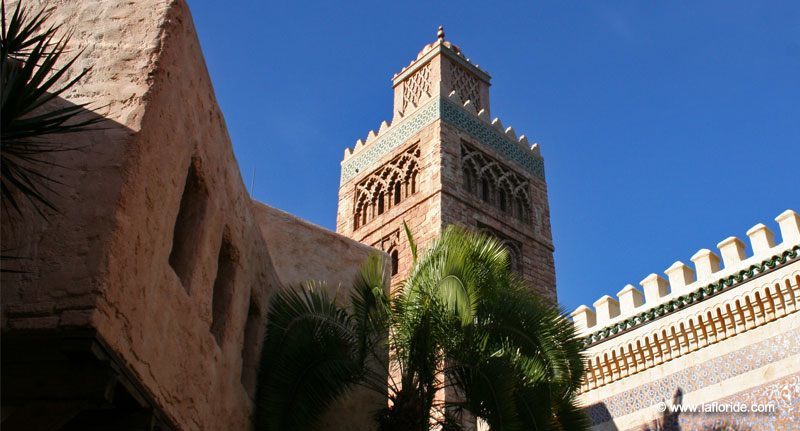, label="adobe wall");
[251,202,389,431]
[253,202,385,291]
[1,0,276,428]
[574,210,800,430]
[1,1,386,430]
